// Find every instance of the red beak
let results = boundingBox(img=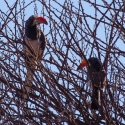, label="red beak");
[37,17,48,25]
[77,60,88,70]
